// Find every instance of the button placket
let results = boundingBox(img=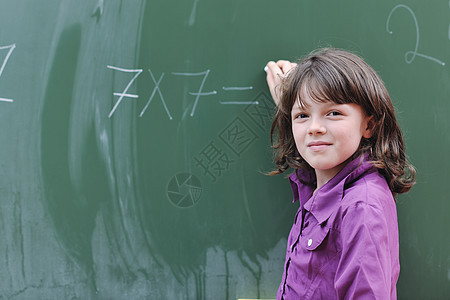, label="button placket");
[290,208,307,252]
